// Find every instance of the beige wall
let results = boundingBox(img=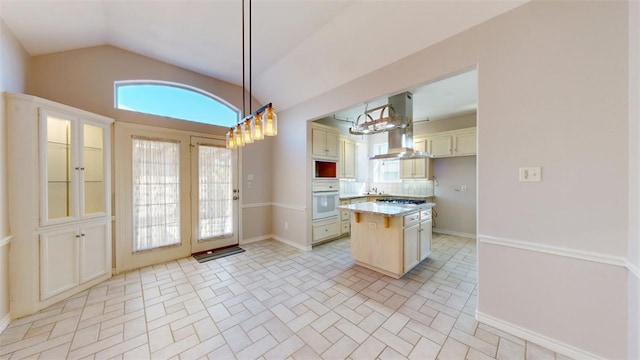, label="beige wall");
[628,1,640,358]
[27,45,273,246]
[273,1,632,358]
[0,19,29,329]
[432,156,476,236]
[416,113,478,236]
[414,112,476,135]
